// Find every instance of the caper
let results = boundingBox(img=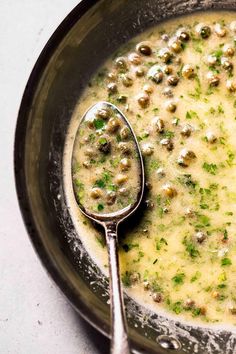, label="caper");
[119,158,131,171]
[159,48,173,63]
[212,291,220,299]
[206,72,220,87]
[206,54,217,66]
[143,280,150,290]
[118,142,131,154]
[223,44,235,57]
[169,38,182,53]
[118,187,129,196]
[195,231,207,243]
[229,304,236,315]
[136,42,152,56]
[162,183,177,198]
[205,131,217,143]
[185,208,195,217]
[128,52,142,65]
[180,124,193,137]
[176,29,190,42]
[106,191,116,205]
[155,117,165,133]
[161,33,169,42]
[163,65,173,75]
[115,56,128,71]
[82,160,91,168]
[197,24,211,39]
[117,95,127,103]
[120,126,130,139]
[226,79,236,92]
[130,272,140,284]
[152,292,162,303]
[85,147,95,157]
[97,135,111,153]
[165,100,177,112]
[160,138,174,151]
[96,108,110,120]
[167,75,179,86]
[152,71,164,84]
[106,117,120,133]
[180,148,196,160]
[145,181,152,190]
[221,57,233,71]
[182,64,195,79]
[137,92,150,108]
[107,82,118,94]
[156,167,165,178]
[177,157,188,167]
[141,143,154,156]
[115,174,128,184]
[185,299,195,309]
[145,199,154,209]
[107,71,117,81]
[143,84,154,94]
[90,187,103,199]
[162,87,173,97]
[122,74,133,87]
[135,67,145,77]
[214,23,226,37]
